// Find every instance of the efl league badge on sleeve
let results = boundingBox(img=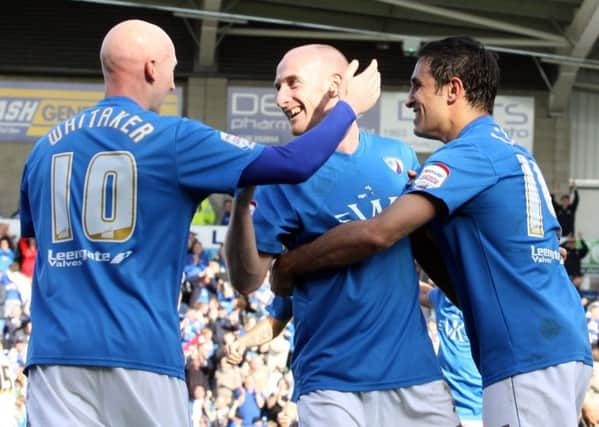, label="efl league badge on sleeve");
[413,163,449,190]
[219,131,256,150]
